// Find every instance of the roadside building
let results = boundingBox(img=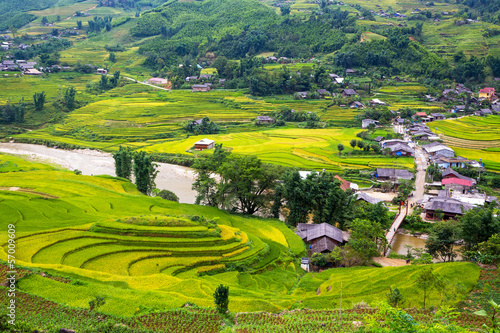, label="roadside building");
[96,68,107,75]
[148,78,168,86]
[362,119,379,128]
[375,168,414,181]
[423,197,473,220]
